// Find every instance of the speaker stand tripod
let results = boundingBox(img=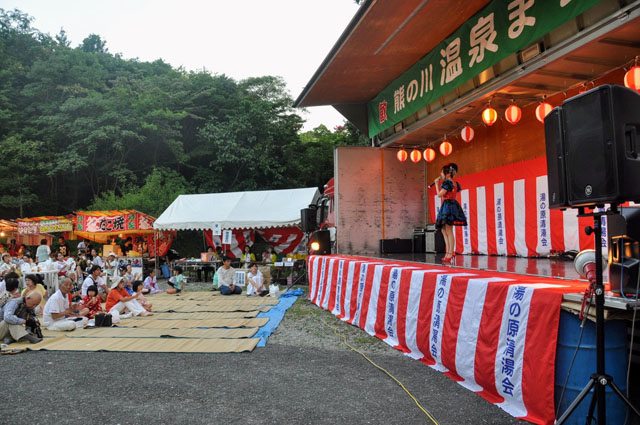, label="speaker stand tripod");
[556,206,640,425]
